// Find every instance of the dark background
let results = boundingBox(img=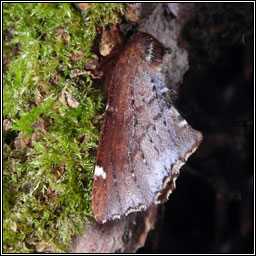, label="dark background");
[138,3,254,254]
